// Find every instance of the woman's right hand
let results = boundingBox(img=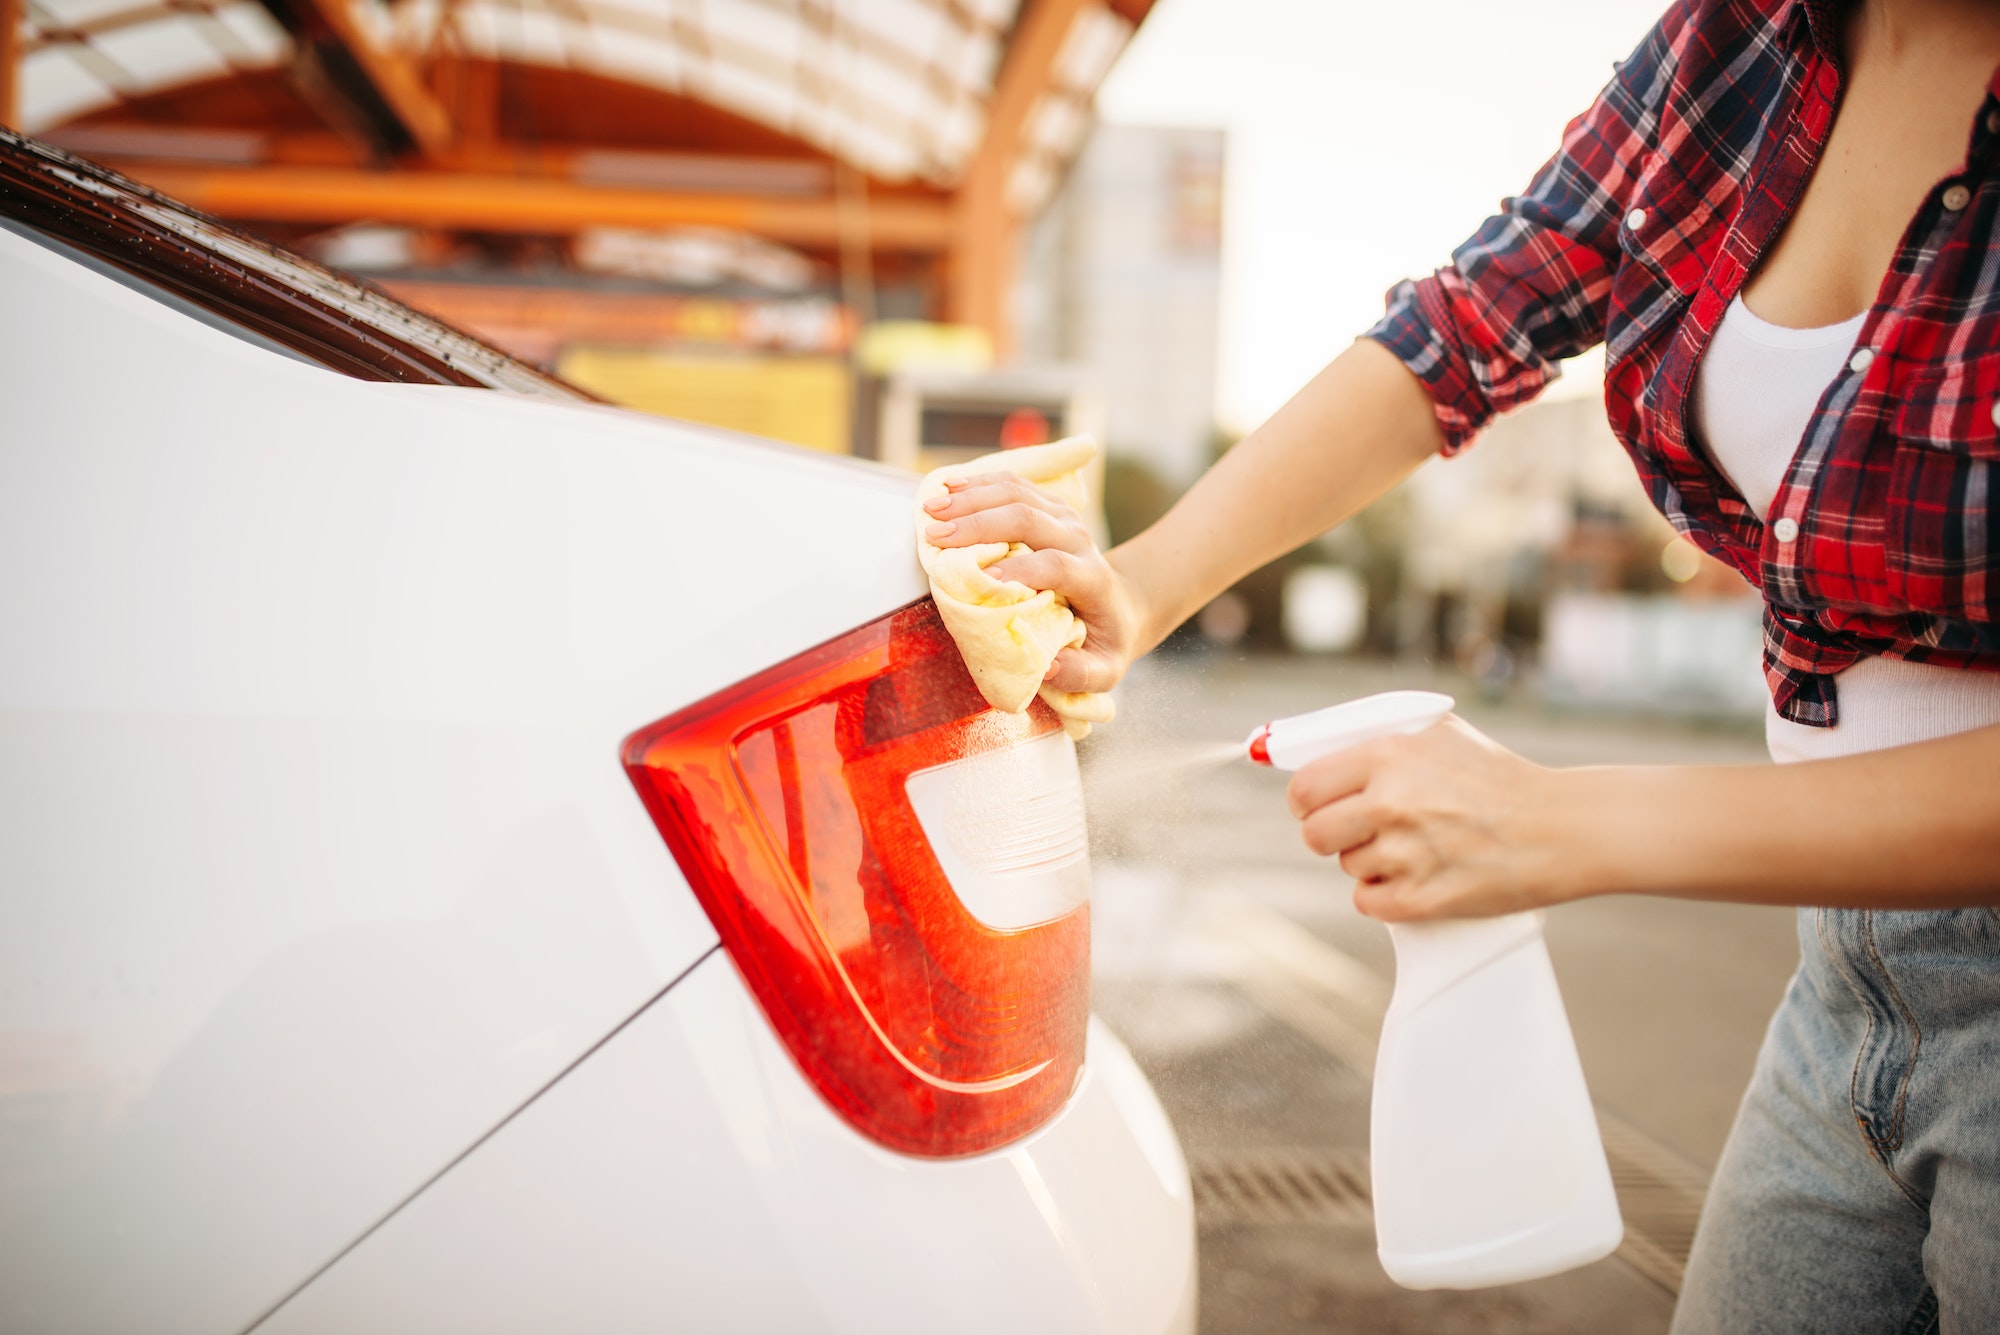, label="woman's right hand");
[913,342,1443,698]
[921,472,1147,695]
